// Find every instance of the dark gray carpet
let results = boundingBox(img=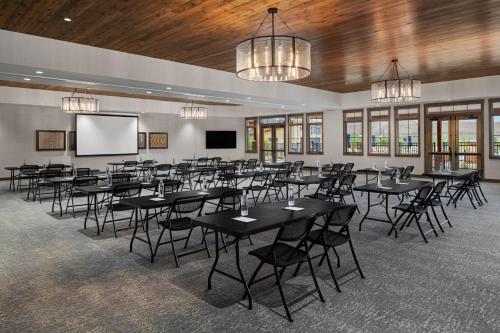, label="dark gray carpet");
[0,179,499,332]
